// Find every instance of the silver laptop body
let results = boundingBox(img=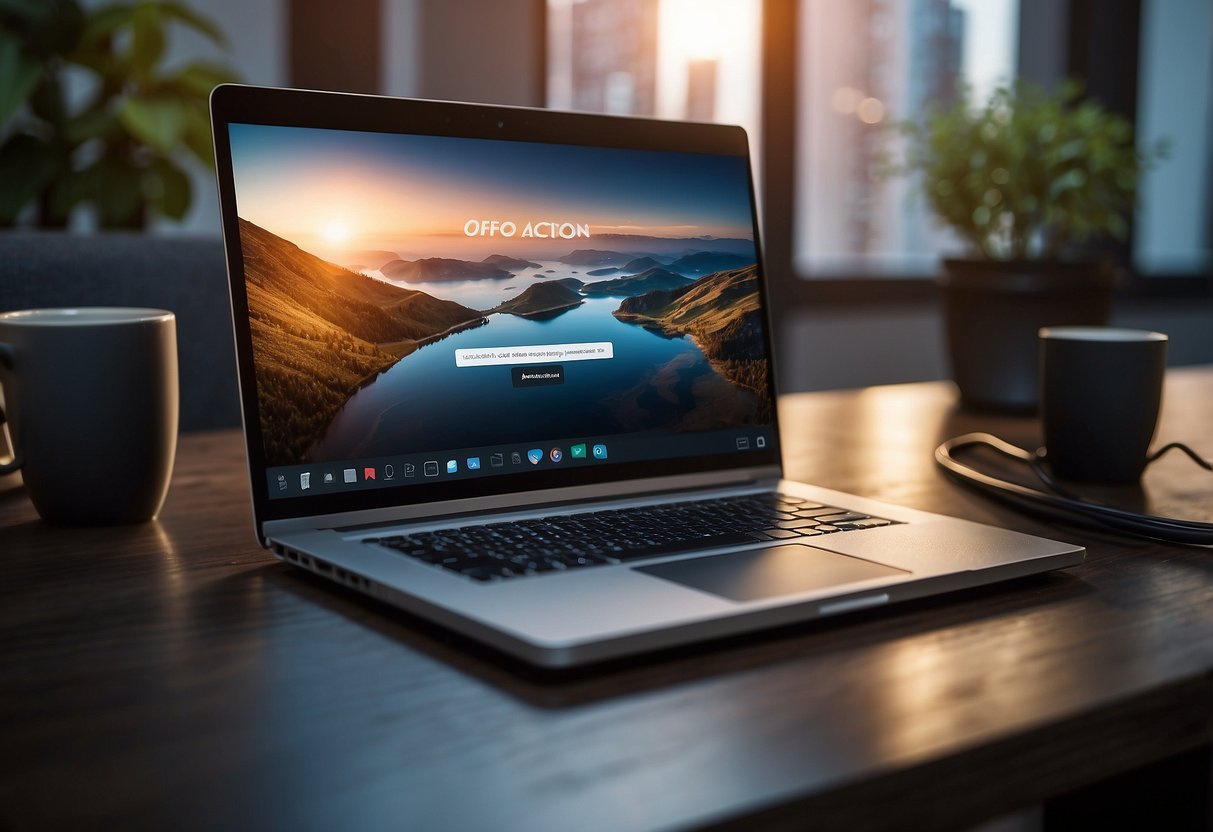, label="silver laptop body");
[211,85,1083,668]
